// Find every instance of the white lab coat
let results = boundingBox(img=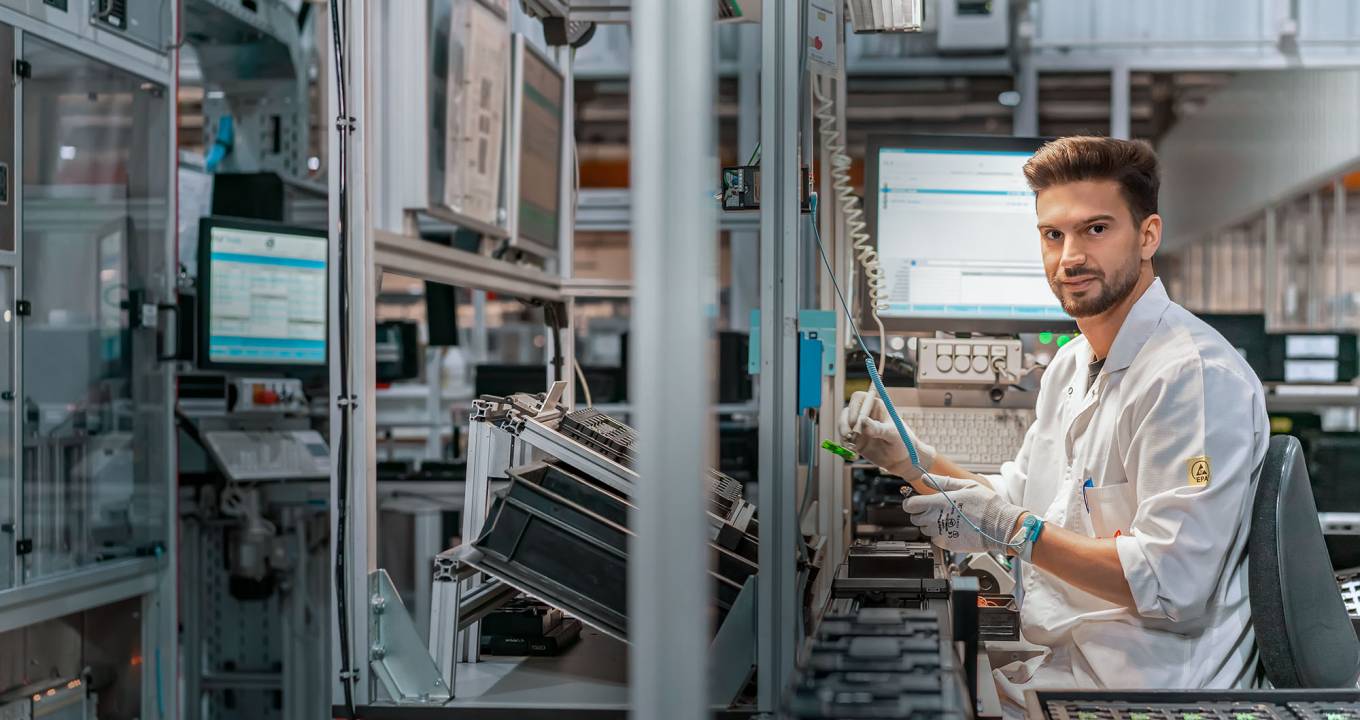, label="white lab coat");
[989,279,1267,709]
